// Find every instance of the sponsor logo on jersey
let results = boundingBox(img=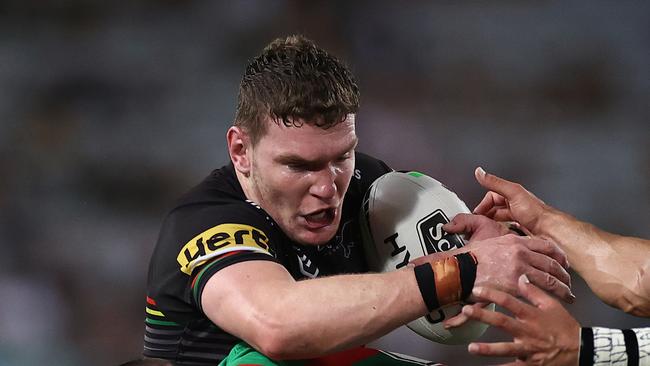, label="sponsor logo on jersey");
[416,210,465,254]
[177,223,271,275]
[297,253,320,278]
